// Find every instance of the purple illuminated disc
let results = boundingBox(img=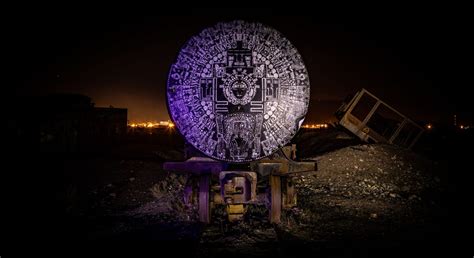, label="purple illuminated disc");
[167,20,310,162]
